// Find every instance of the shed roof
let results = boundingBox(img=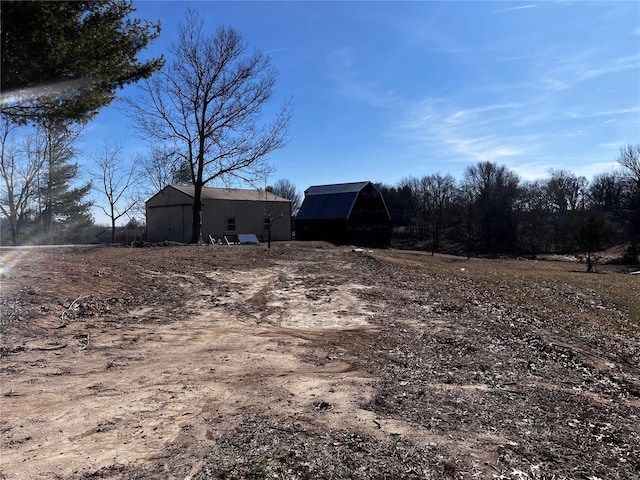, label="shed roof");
[167,185,290,202]
[296,181,372,220]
